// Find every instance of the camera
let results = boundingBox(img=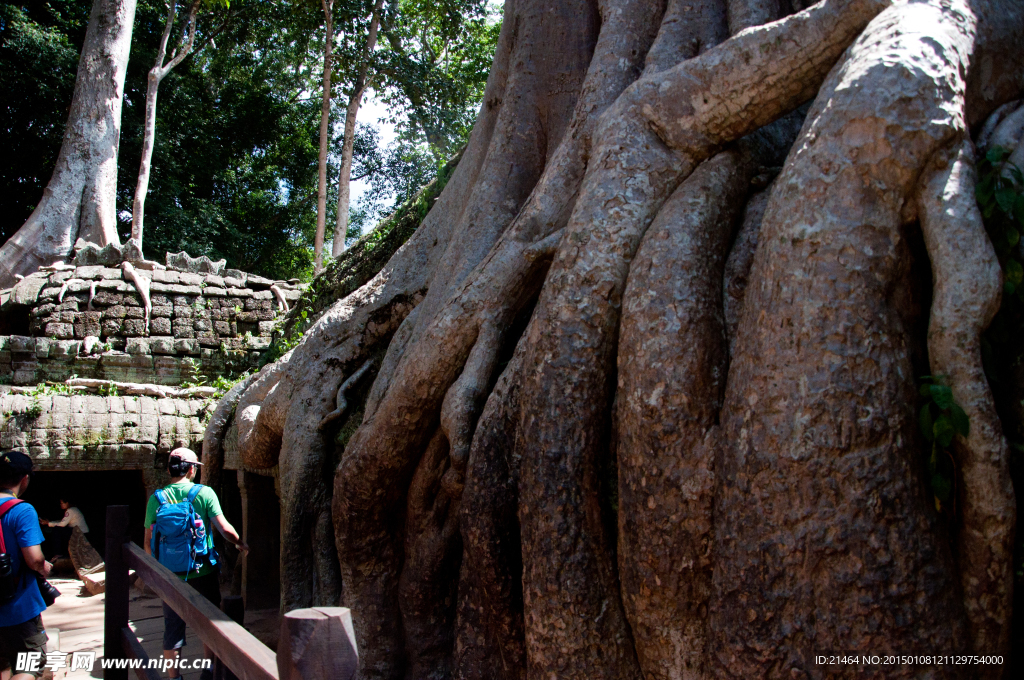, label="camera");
[36,574,61,607]
[0,552,15,601]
